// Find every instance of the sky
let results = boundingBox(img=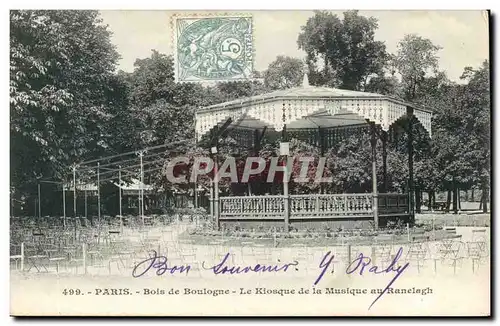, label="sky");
[99,10,489,82]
